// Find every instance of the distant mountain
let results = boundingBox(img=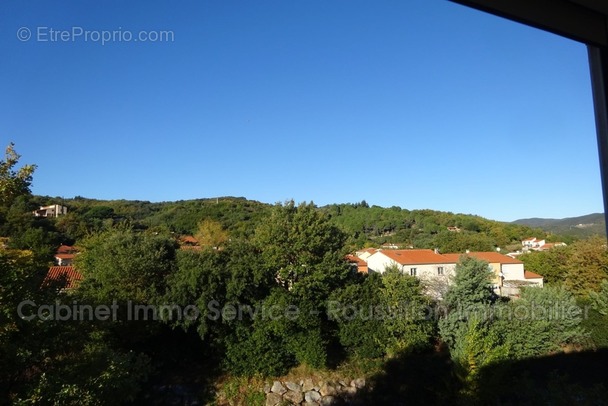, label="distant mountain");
[512,213,606,237]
